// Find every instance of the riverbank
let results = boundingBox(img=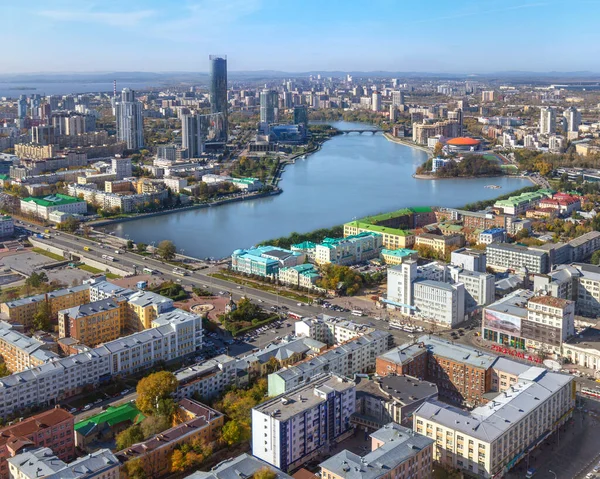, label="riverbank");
[383,132,433,154]
[414,173,537,185]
